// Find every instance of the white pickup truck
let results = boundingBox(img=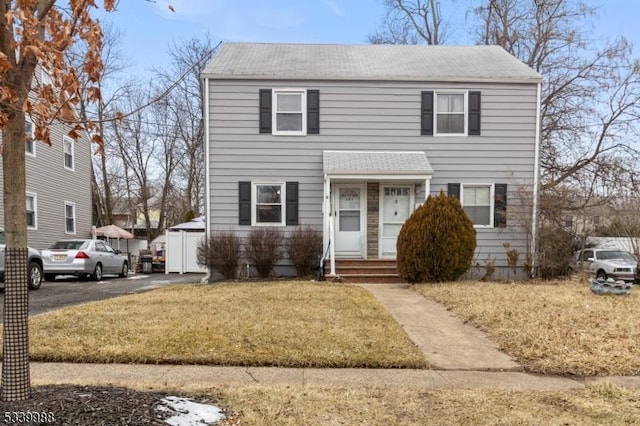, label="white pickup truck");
[0,228,43,290]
